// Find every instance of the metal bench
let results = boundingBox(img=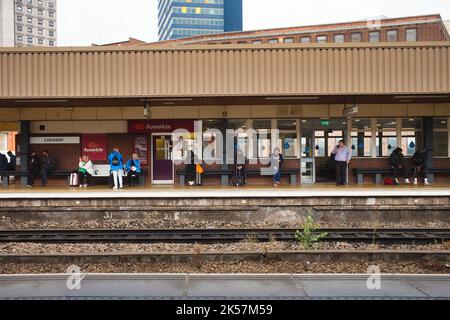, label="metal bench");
[176,167,299,186]
[353,167,449,184]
